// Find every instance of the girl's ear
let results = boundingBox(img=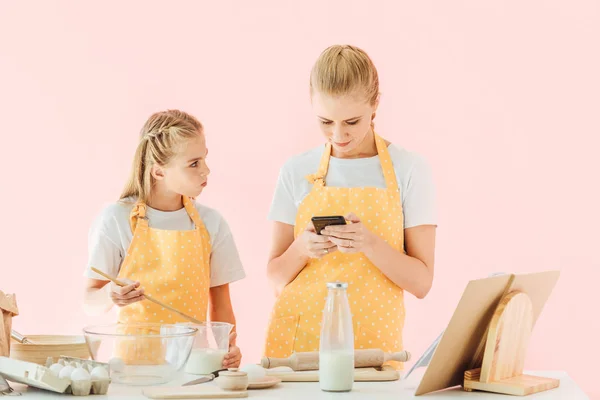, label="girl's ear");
[151,164,165,181]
